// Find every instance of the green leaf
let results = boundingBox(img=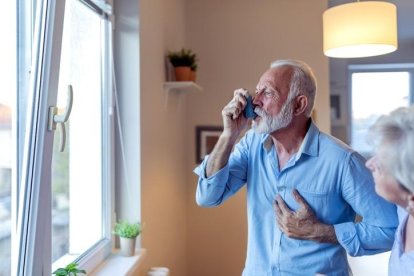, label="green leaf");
[53,262,86,276]
[167,48,198,68]
[66,263,77,271]
[53,268,68,276]
[113,220,142,238]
